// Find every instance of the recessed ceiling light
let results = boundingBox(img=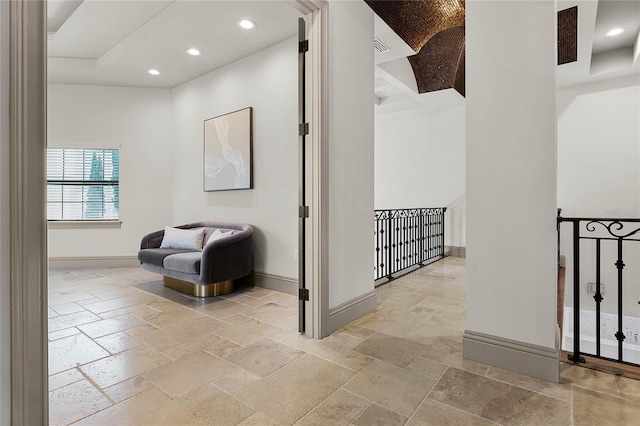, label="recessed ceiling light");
[148,69,160,76]
[237,19,256,30]
[605,27,626,37]
[186,48,201,56]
